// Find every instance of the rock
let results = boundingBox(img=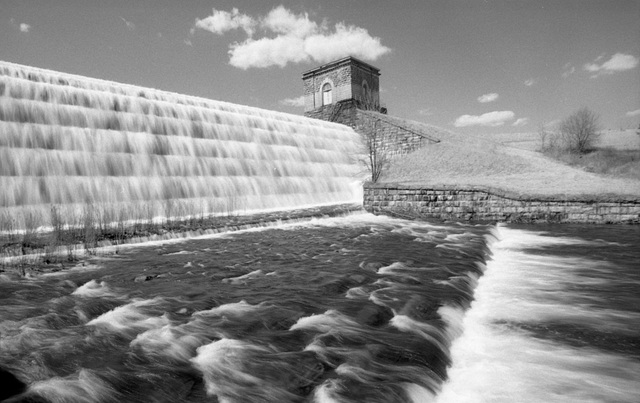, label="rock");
[134,275,155,282]
[356,304,393,327]
[359,261,383,272]
[348,274,367,284]
[0,367,26,401]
